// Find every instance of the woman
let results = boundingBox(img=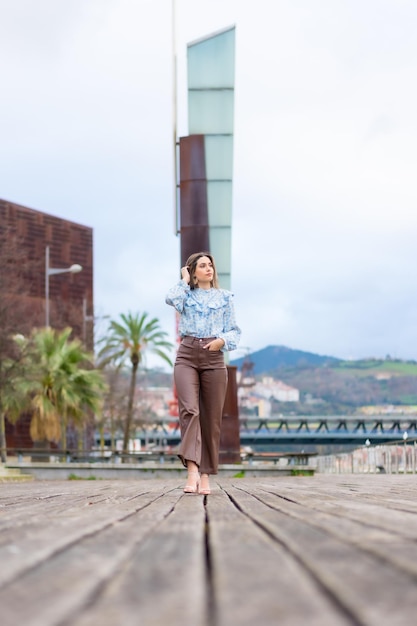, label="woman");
[166,252,241,494]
